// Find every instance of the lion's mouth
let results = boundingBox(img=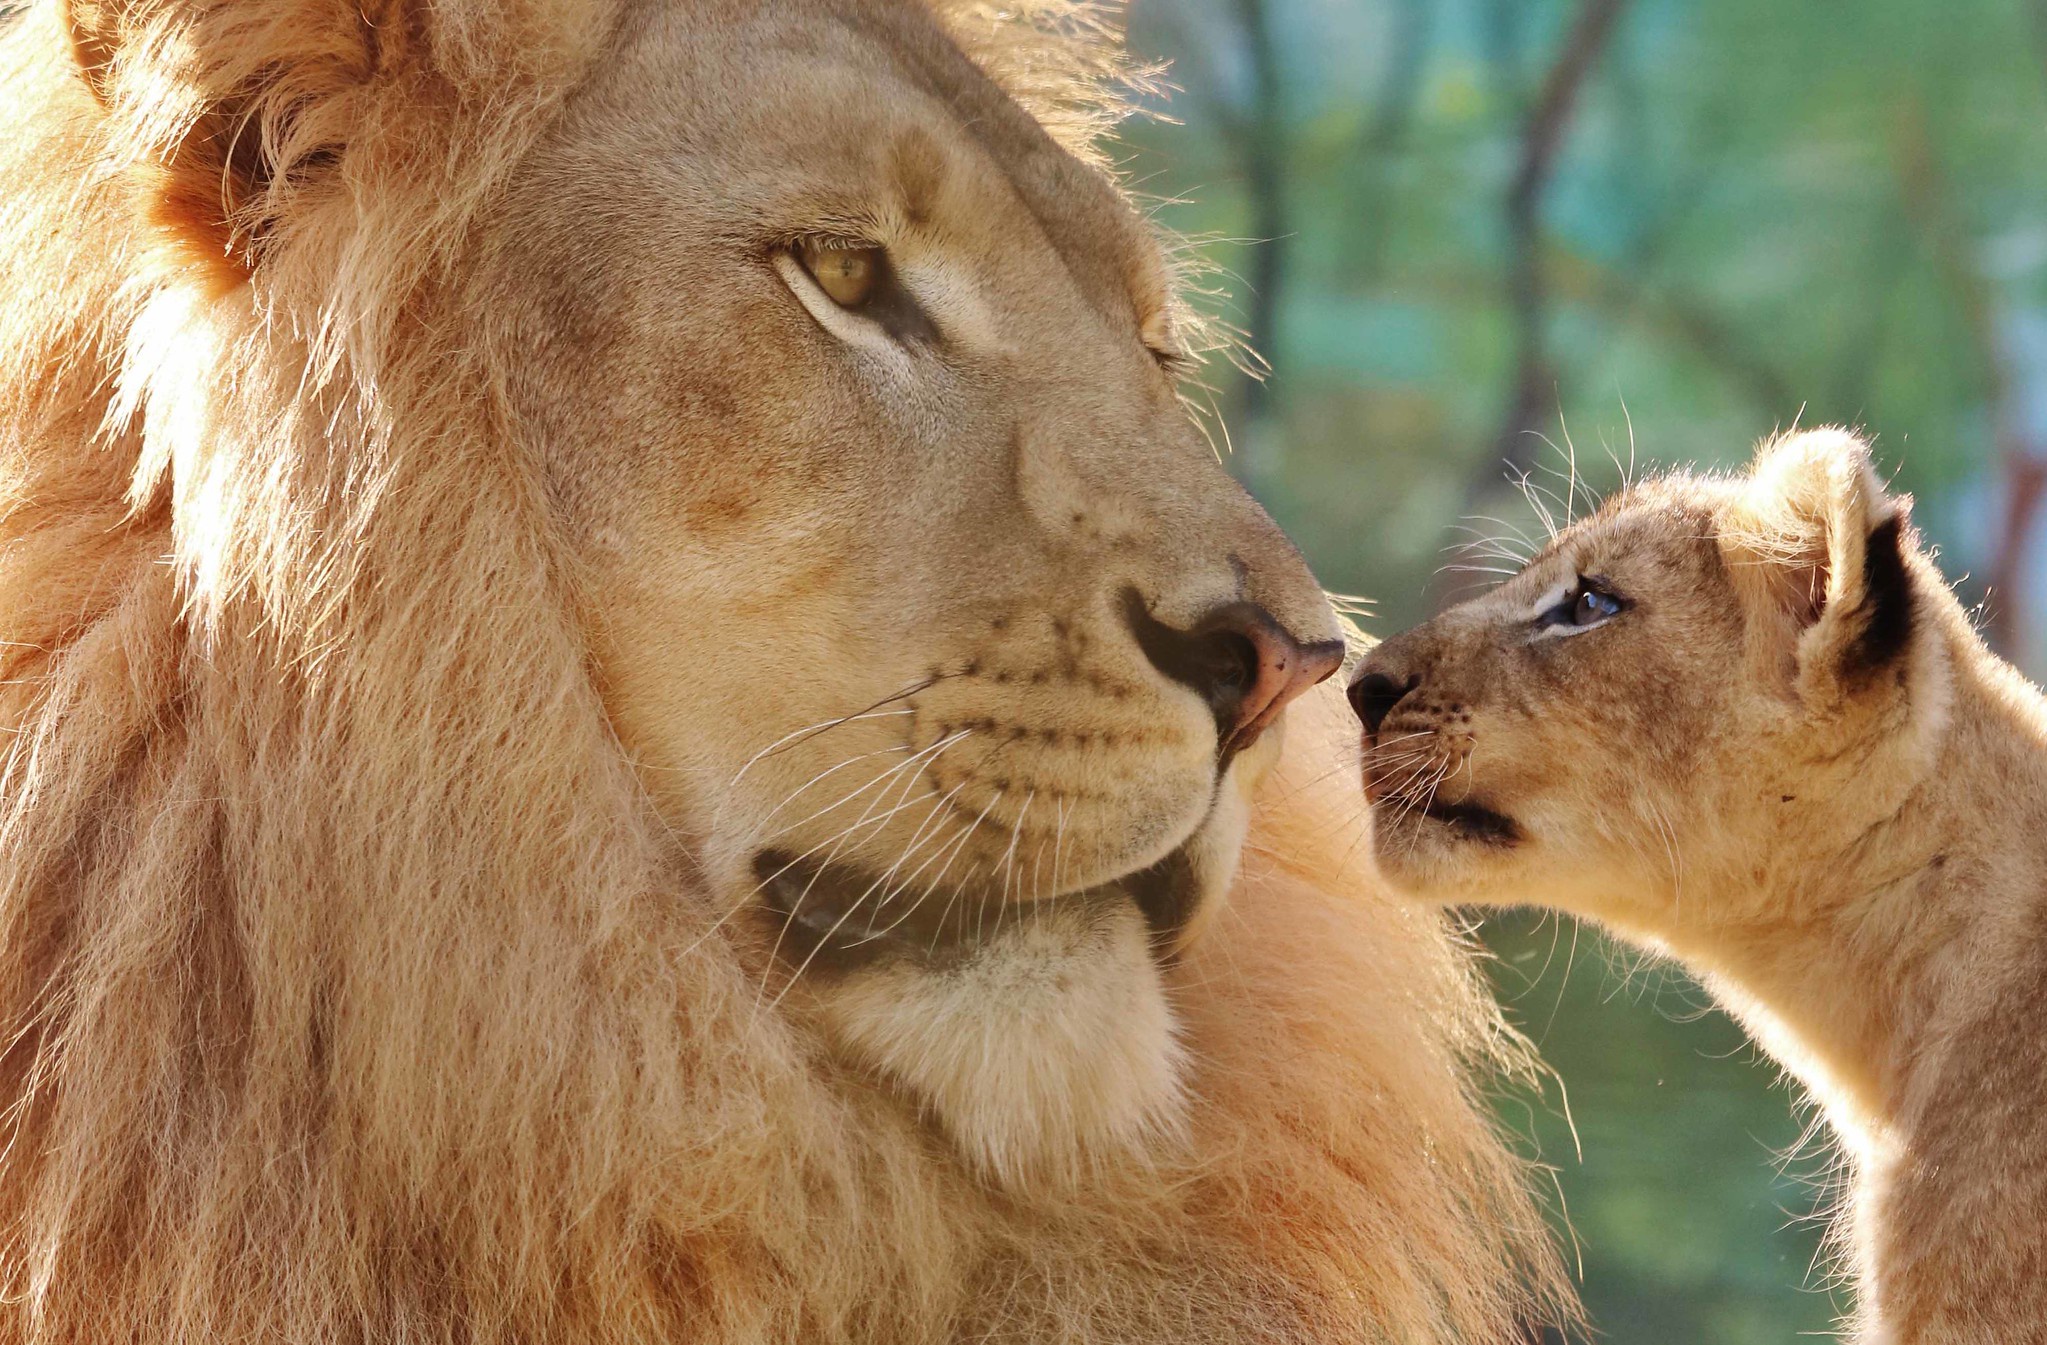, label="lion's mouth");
[752,843,1203,974]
